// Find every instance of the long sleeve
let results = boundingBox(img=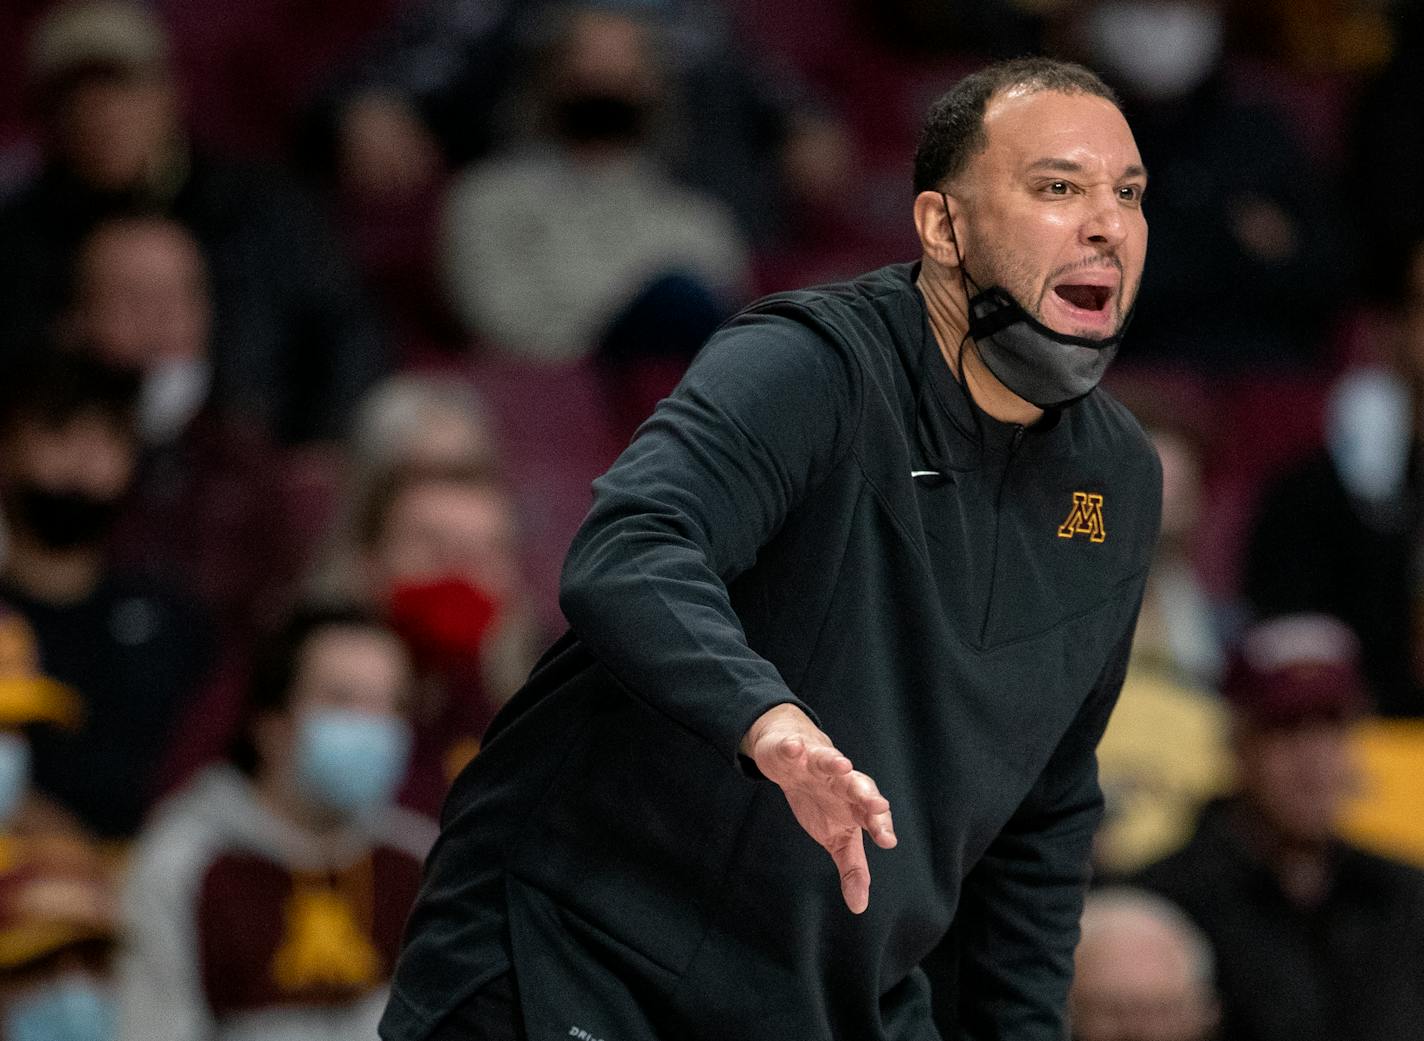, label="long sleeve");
[944,594,1143,1041]
[558,311,862,764]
